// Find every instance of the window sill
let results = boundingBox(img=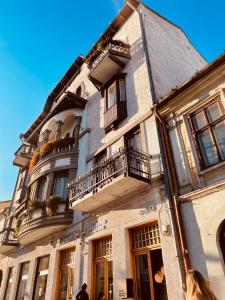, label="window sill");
[199,160,225,175]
